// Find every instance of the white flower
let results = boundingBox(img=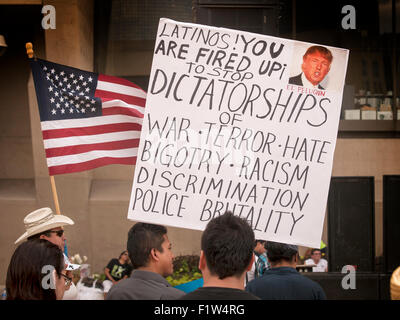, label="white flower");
[70,253,89,265]
[73,254,83,264]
